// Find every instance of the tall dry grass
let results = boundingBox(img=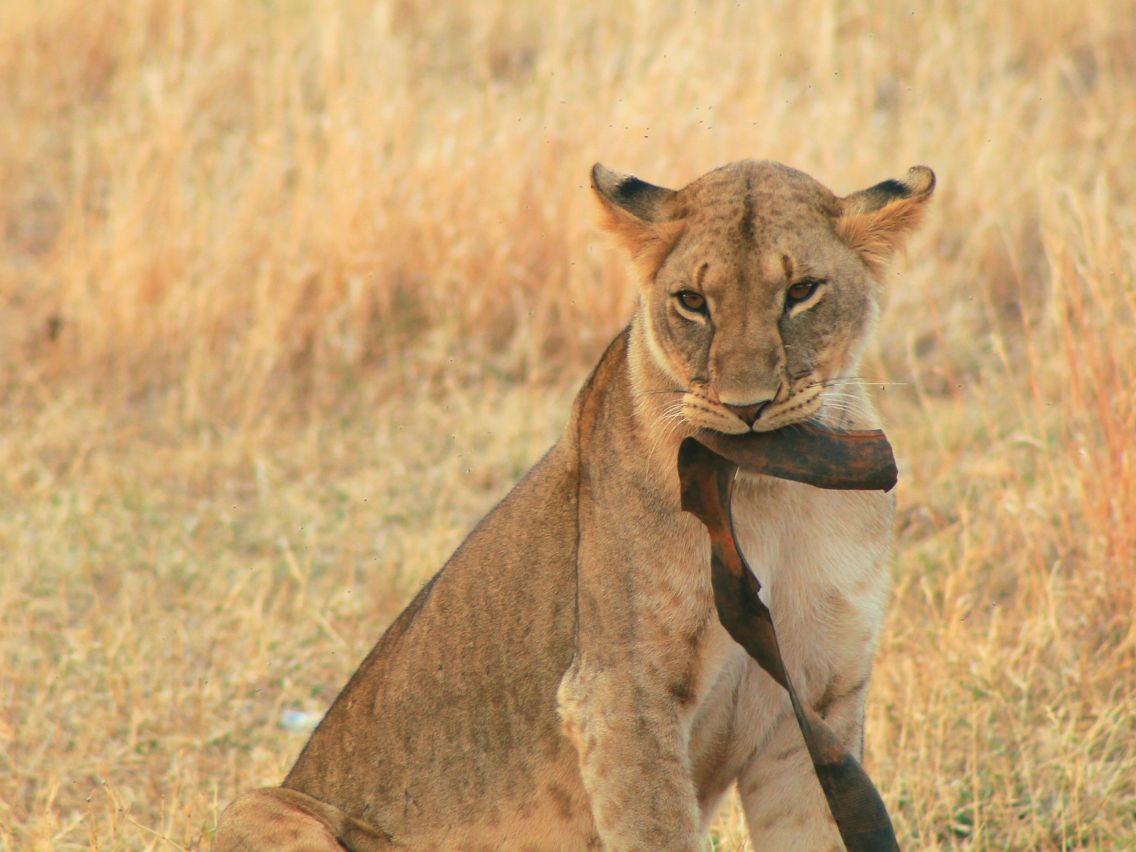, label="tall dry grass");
[2,0,1134,848]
